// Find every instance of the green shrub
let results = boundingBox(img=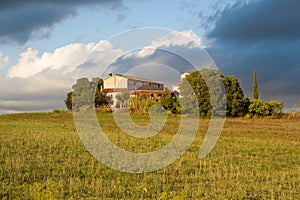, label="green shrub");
[248,99,283,117]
